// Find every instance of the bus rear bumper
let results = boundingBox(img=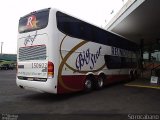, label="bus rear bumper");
[16,77,57,94]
